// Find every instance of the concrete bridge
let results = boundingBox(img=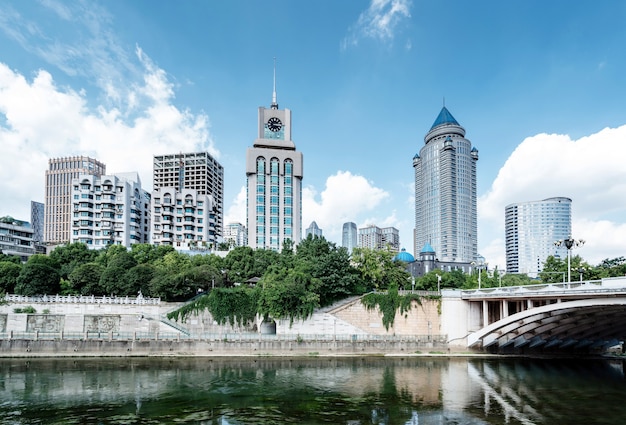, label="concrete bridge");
[441,276,626,354]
